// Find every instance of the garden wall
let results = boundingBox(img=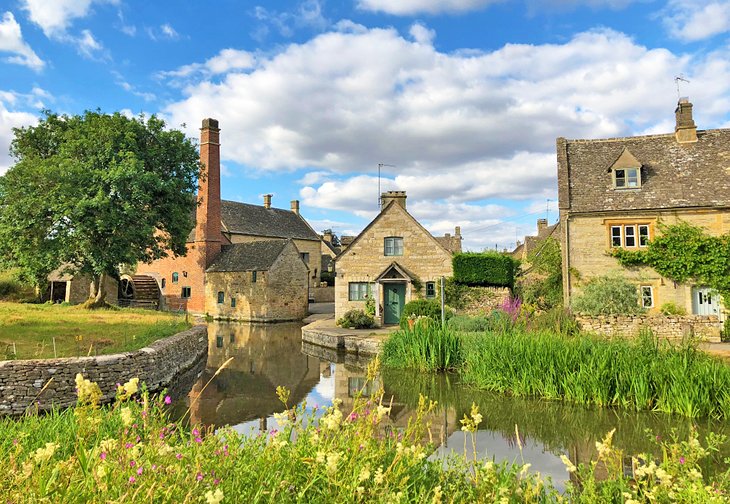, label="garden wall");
[312,286,334,303]
[457,286,511,315]
[575,315,722,342]
[0,325,208,416]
